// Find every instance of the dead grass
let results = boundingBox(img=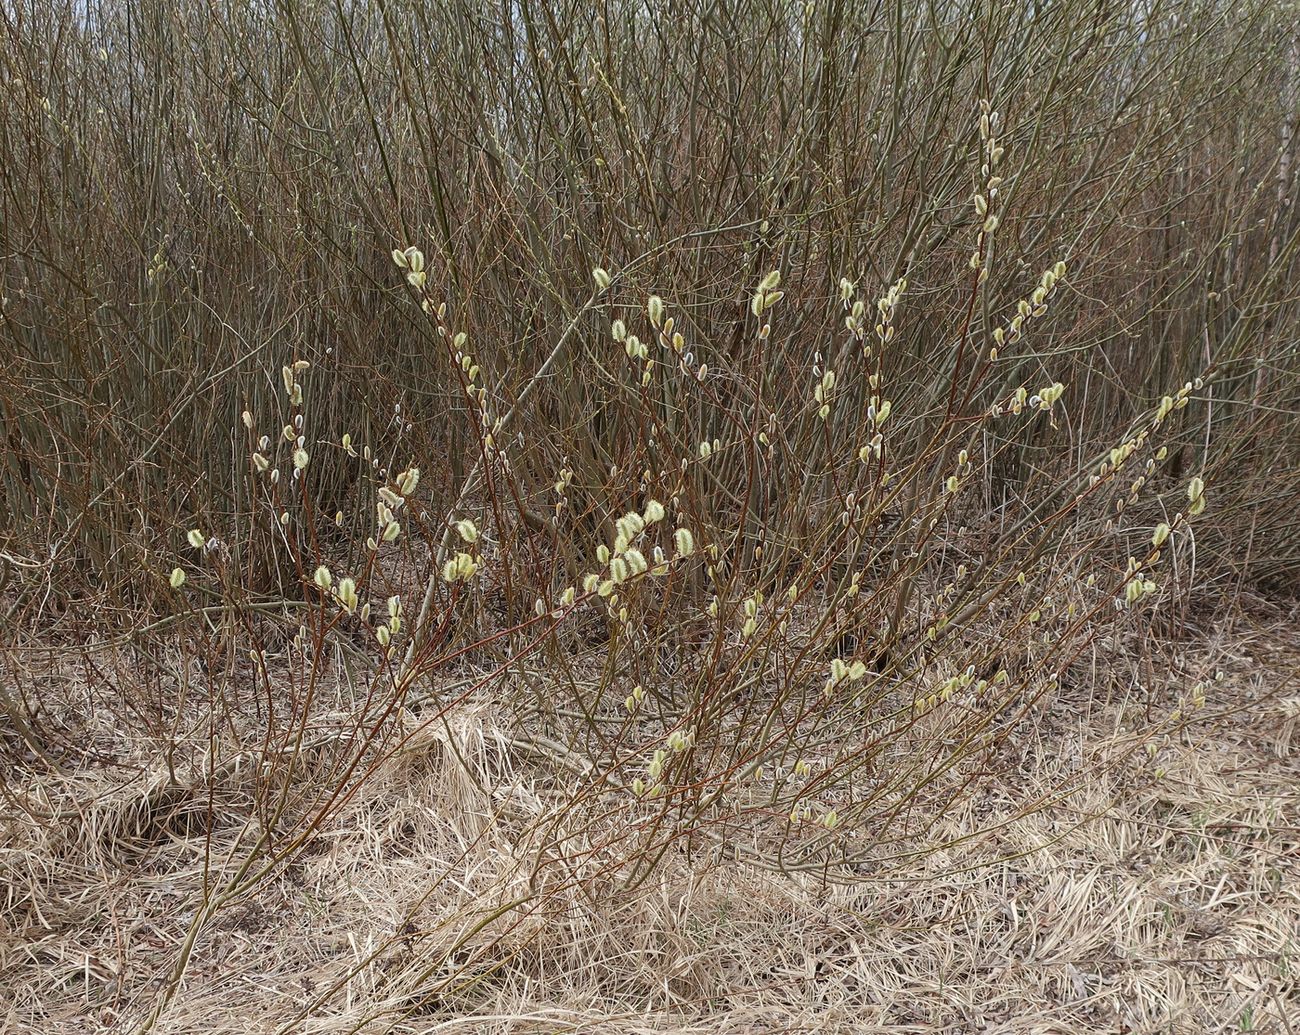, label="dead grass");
[2,600,1297,1034]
